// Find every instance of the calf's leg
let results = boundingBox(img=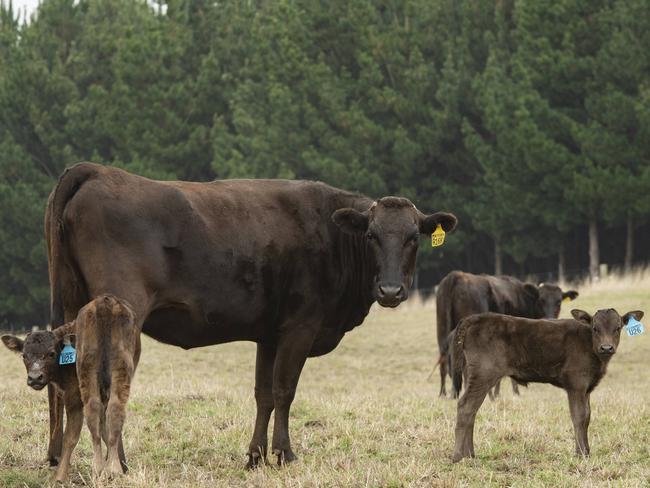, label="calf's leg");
[271,328,316,466]
[452,374,494,462]
[567,390,590,456]
[84,396,105,475]
[54,390,84,482]
[47,385,64,466]
[105,360,134,476]
[246,343,277,469]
